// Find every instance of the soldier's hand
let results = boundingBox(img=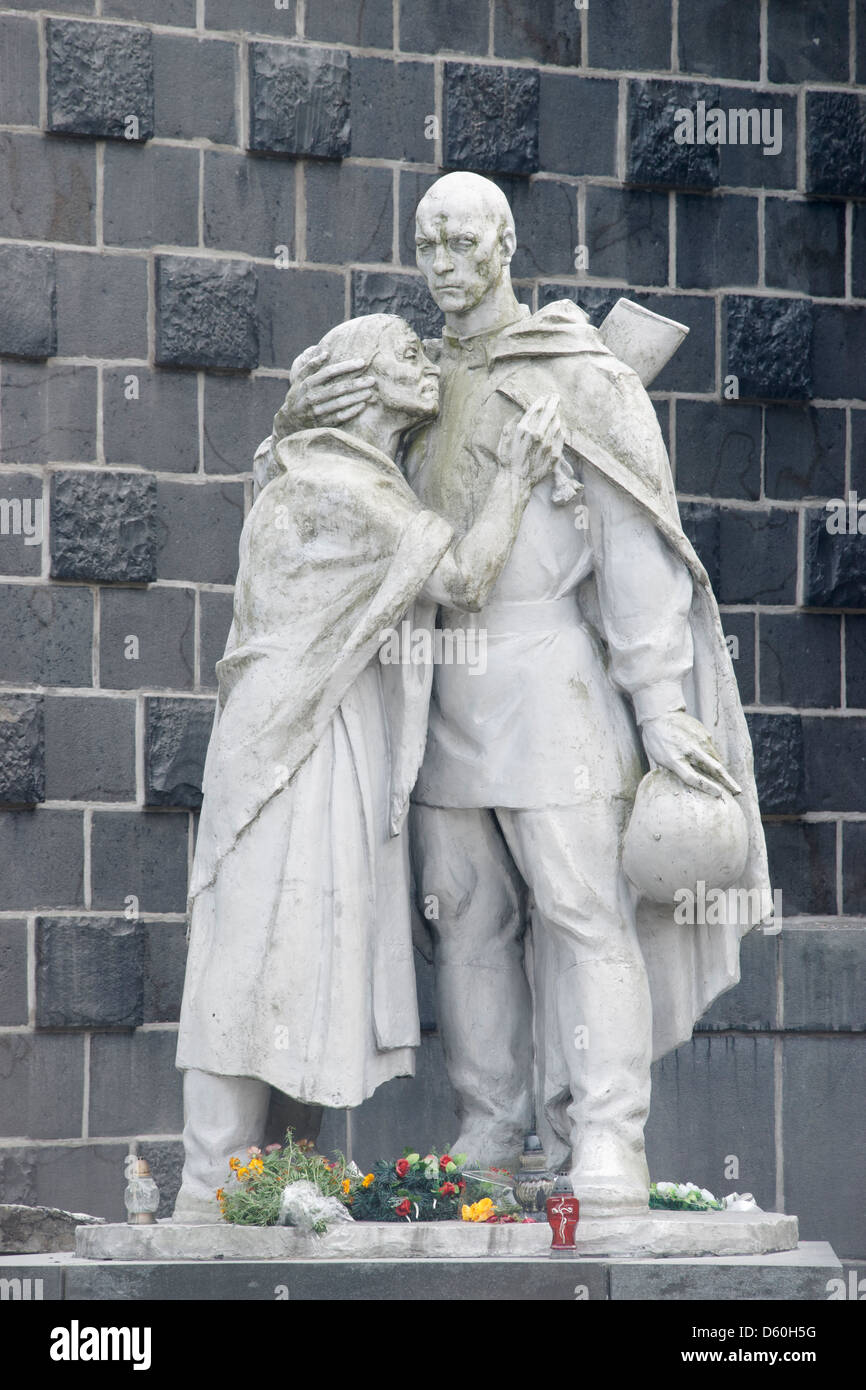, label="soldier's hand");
[272,348,376,439]
[641,710,741,799]
[498,393,564,490]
